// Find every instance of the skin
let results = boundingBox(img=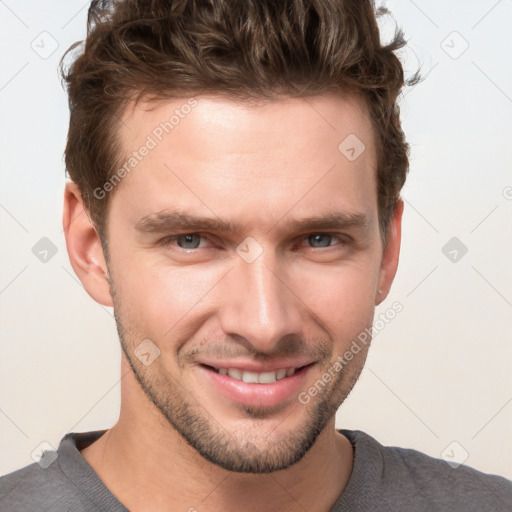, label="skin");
[63,92,403,512]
